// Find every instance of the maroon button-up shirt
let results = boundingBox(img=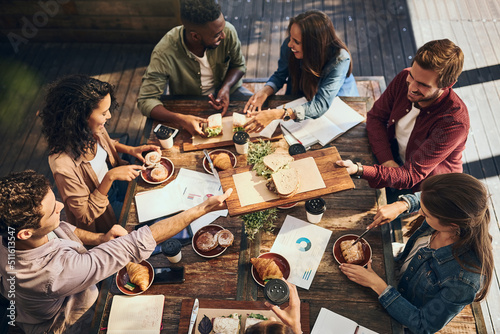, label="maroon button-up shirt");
[364,68,469,191]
